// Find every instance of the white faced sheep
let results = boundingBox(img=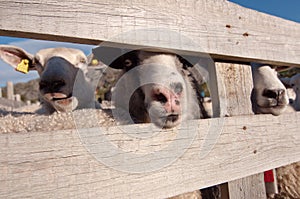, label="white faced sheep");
[93,48,209,129]
[251,63,289,115]
[251,64,300,199]
[0,45,97,115]
[271,73,300,199]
